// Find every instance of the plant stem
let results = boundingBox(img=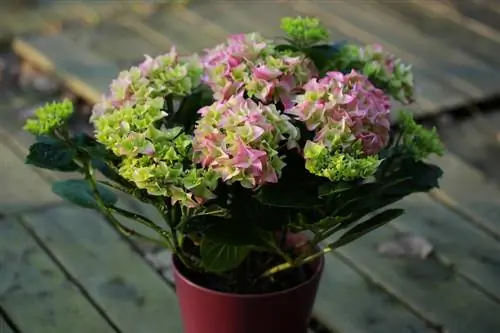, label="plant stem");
[109,206,174,250]
[166,95,174,115]
[260,246,332,278]
[81,161,169,248]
